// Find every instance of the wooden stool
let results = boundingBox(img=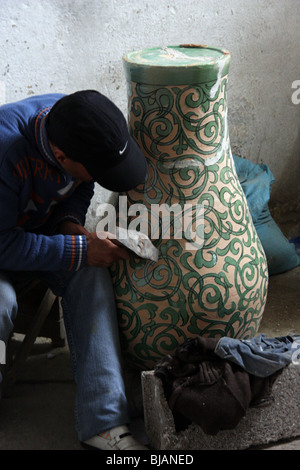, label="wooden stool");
[2,280,65,396]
